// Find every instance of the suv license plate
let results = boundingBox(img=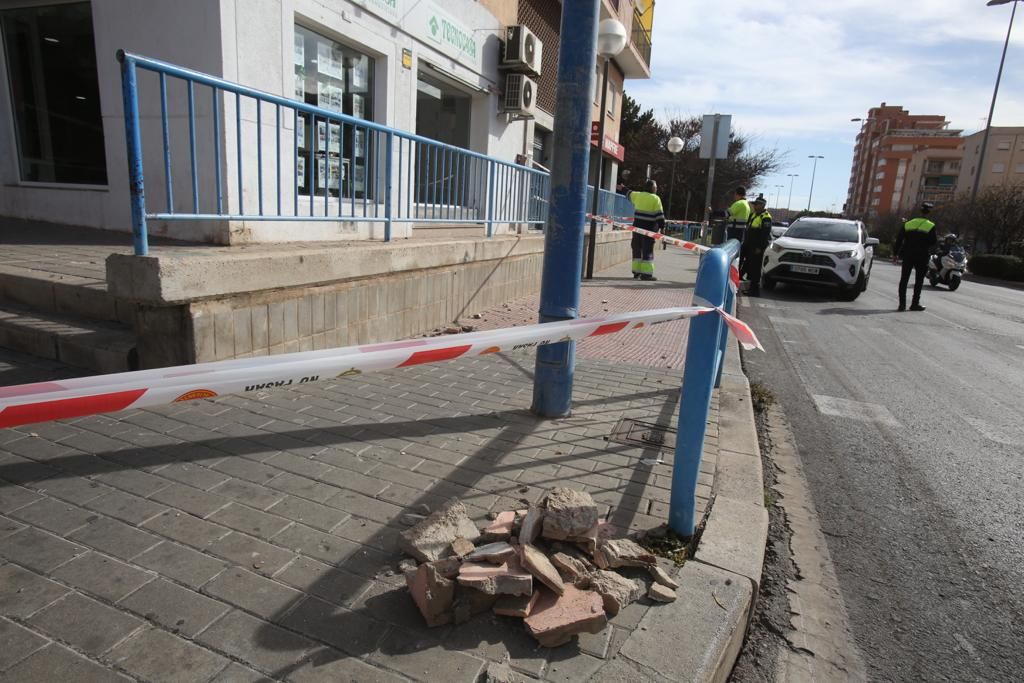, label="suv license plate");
[791,265,820,274]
